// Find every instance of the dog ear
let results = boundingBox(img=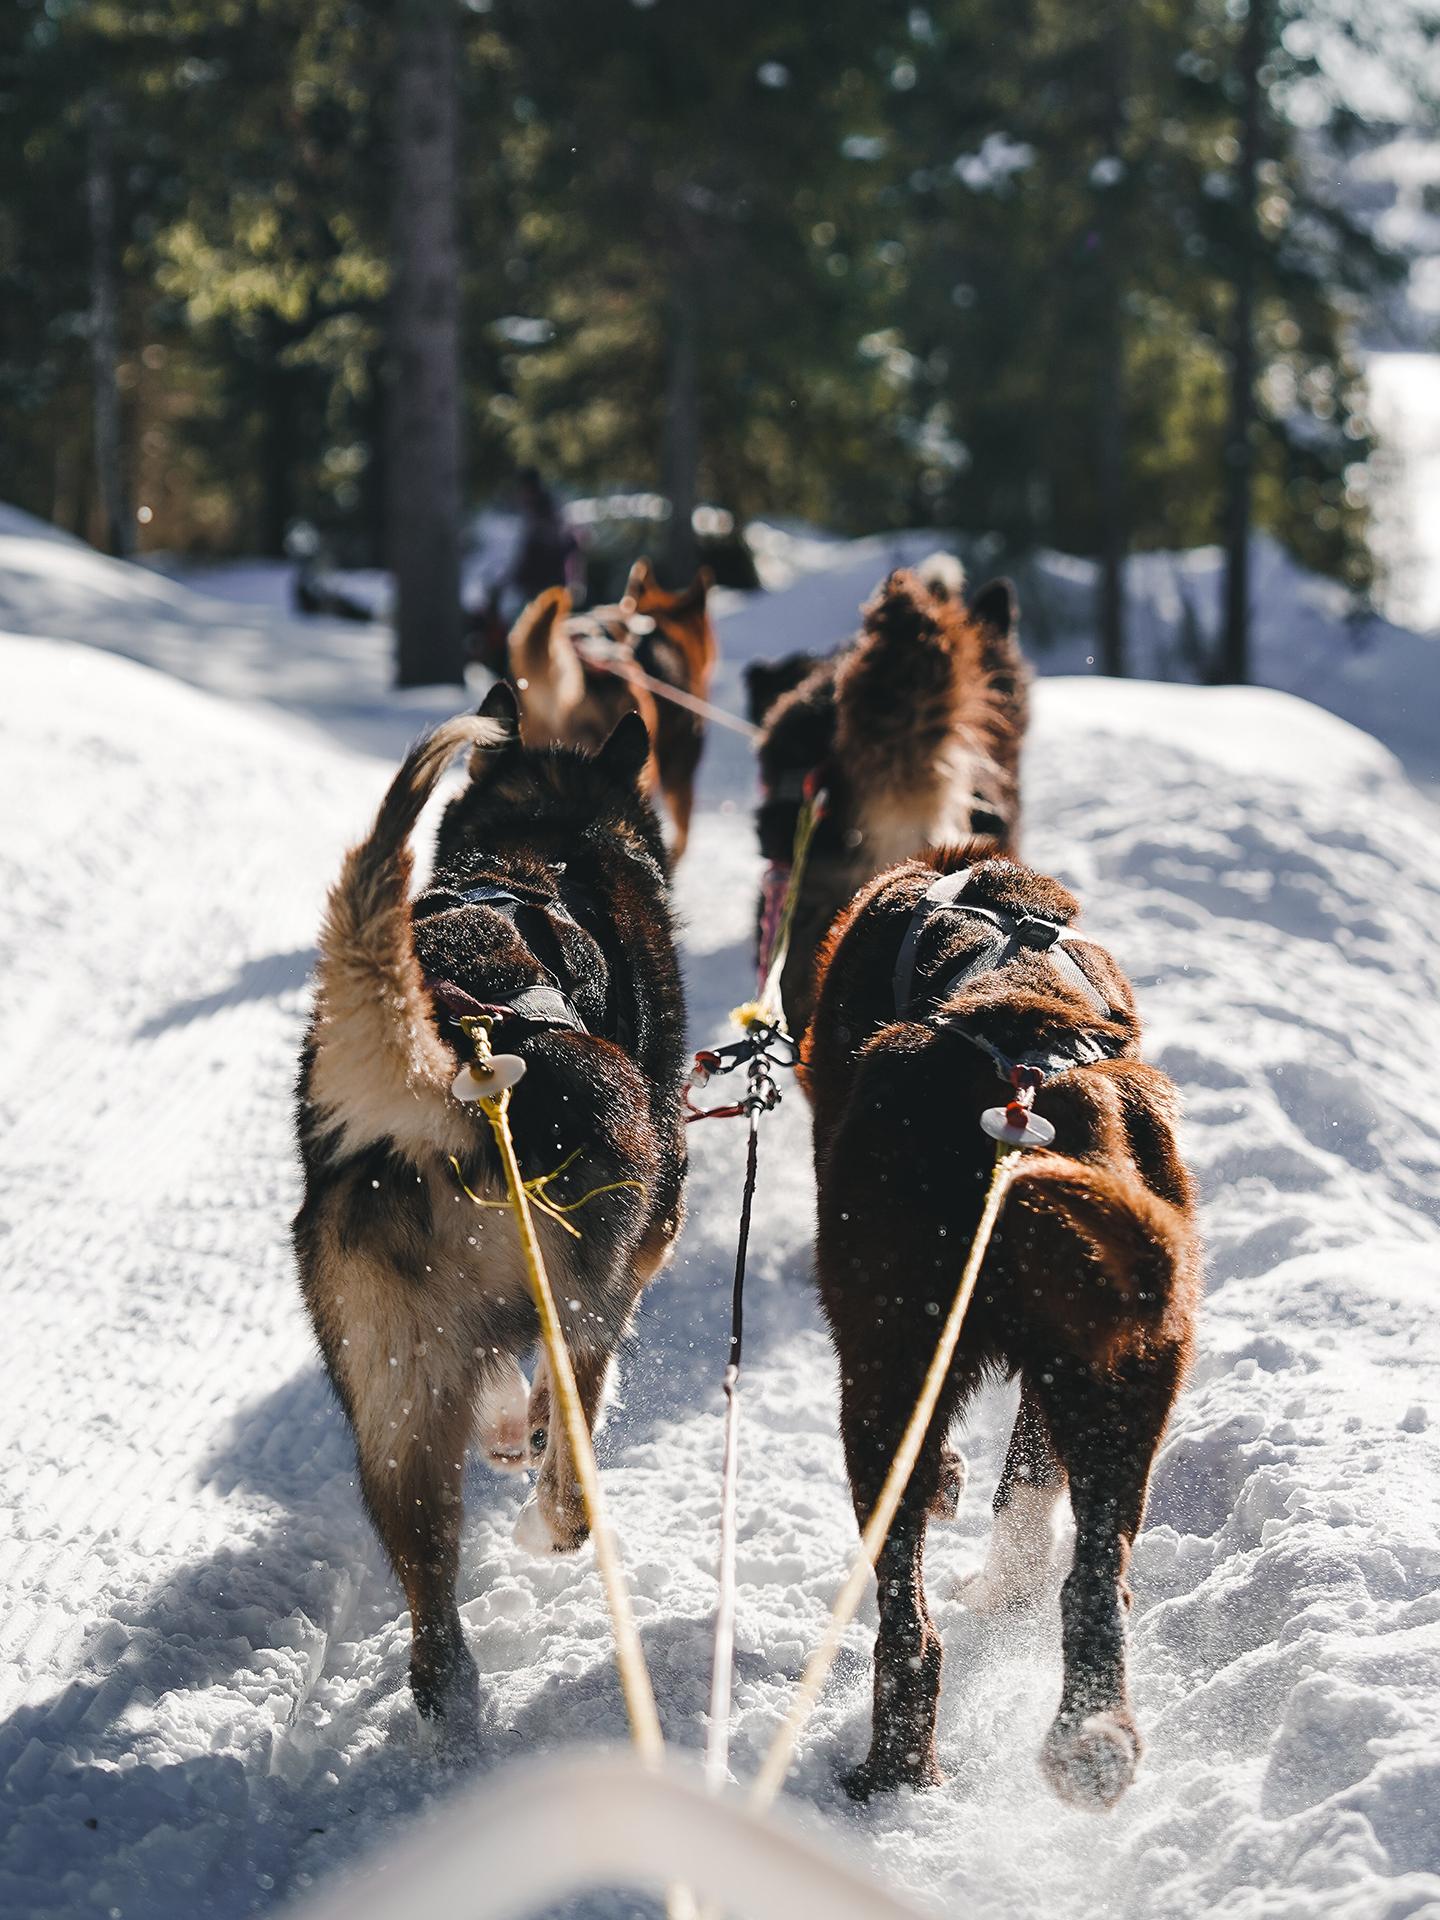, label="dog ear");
[476,679,520,726]
[676,566,713,610]
[969,577,1018,639]
[743,660,778,728]
[595,709,652,788]
[470,680,521,773]
[625,557,654,603]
